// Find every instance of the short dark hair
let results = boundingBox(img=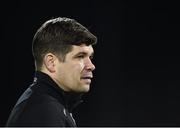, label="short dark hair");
[32,17,97,70]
